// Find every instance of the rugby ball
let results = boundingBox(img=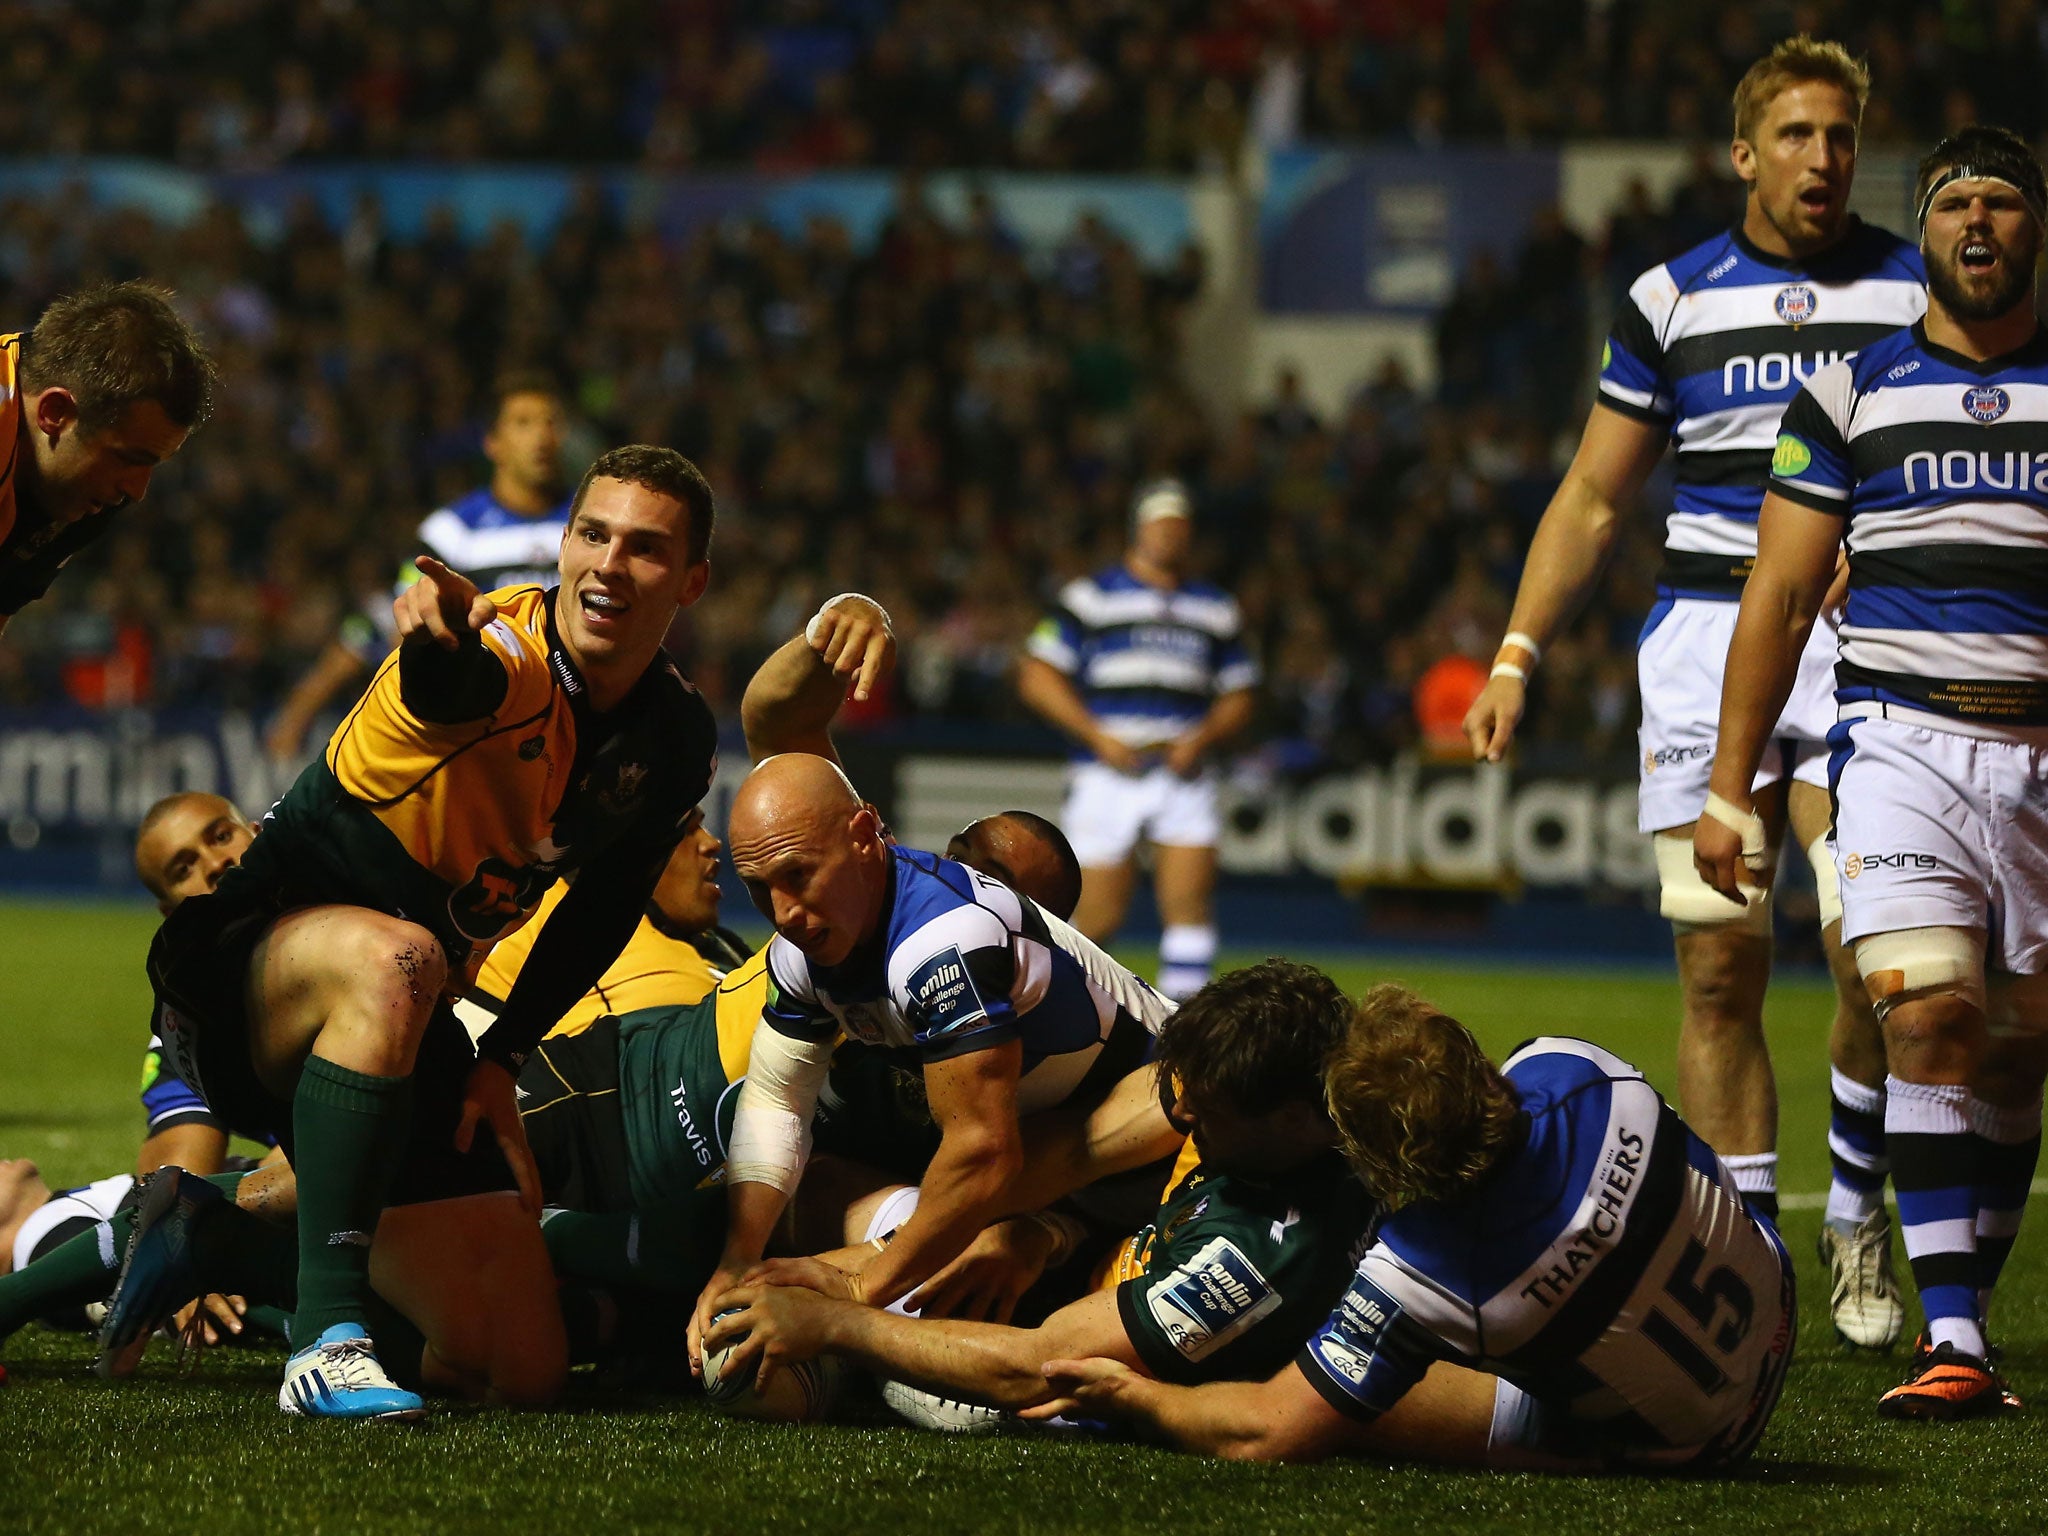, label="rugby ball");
[702,1308,845,1423]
